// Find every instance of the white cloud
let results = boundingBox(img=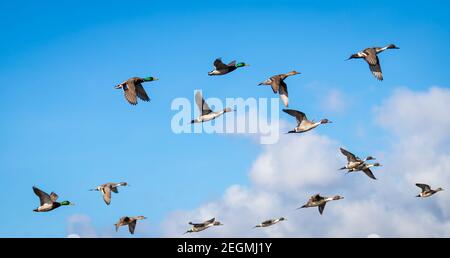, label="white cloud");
[160,86,450,238]
[67,214,98,238]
